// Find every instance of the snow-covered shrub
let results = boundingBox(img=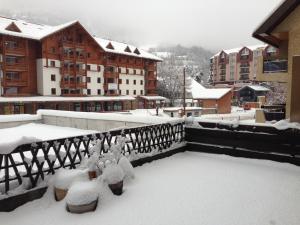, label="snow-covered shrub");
[103,164,124,185]
[54,168,89,190]
[118,156,135,179]
[66,180,99,206]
